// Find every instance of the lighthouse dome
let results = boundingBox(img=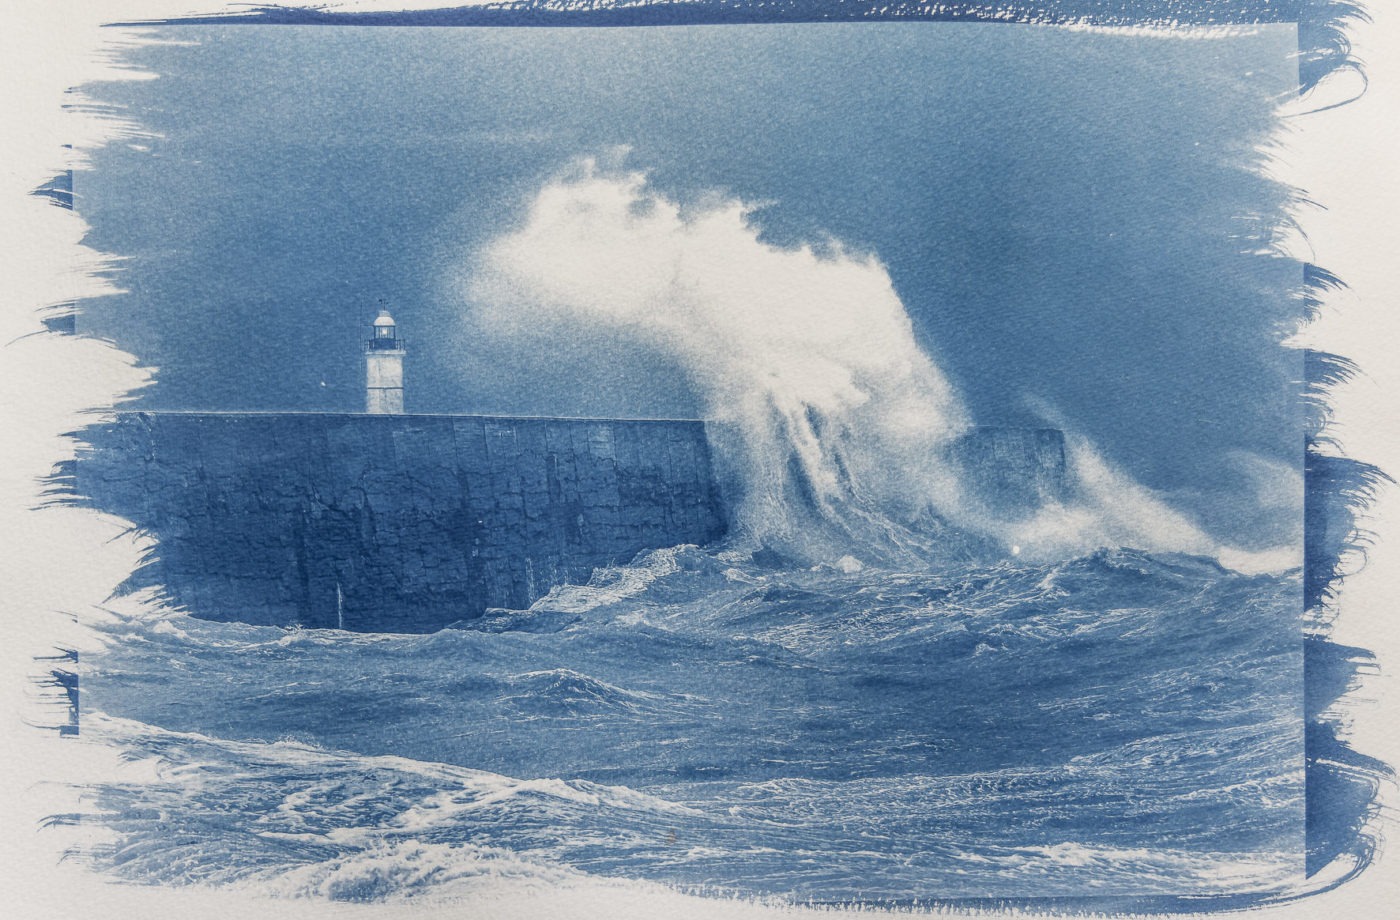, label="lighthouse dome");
[373,310,396,327]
